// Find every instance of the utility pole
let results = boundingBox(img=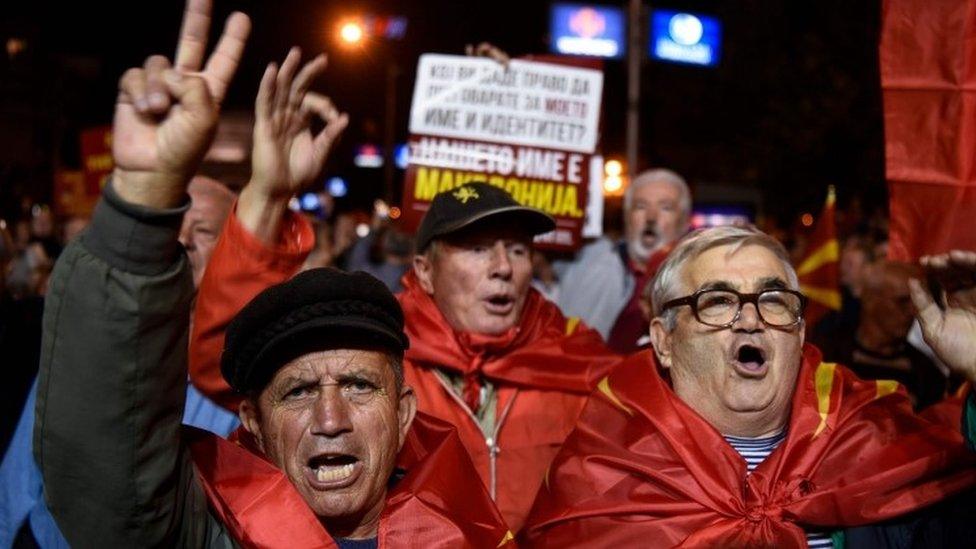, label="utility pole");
[626,0,642,181]
[383,62,400,204]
